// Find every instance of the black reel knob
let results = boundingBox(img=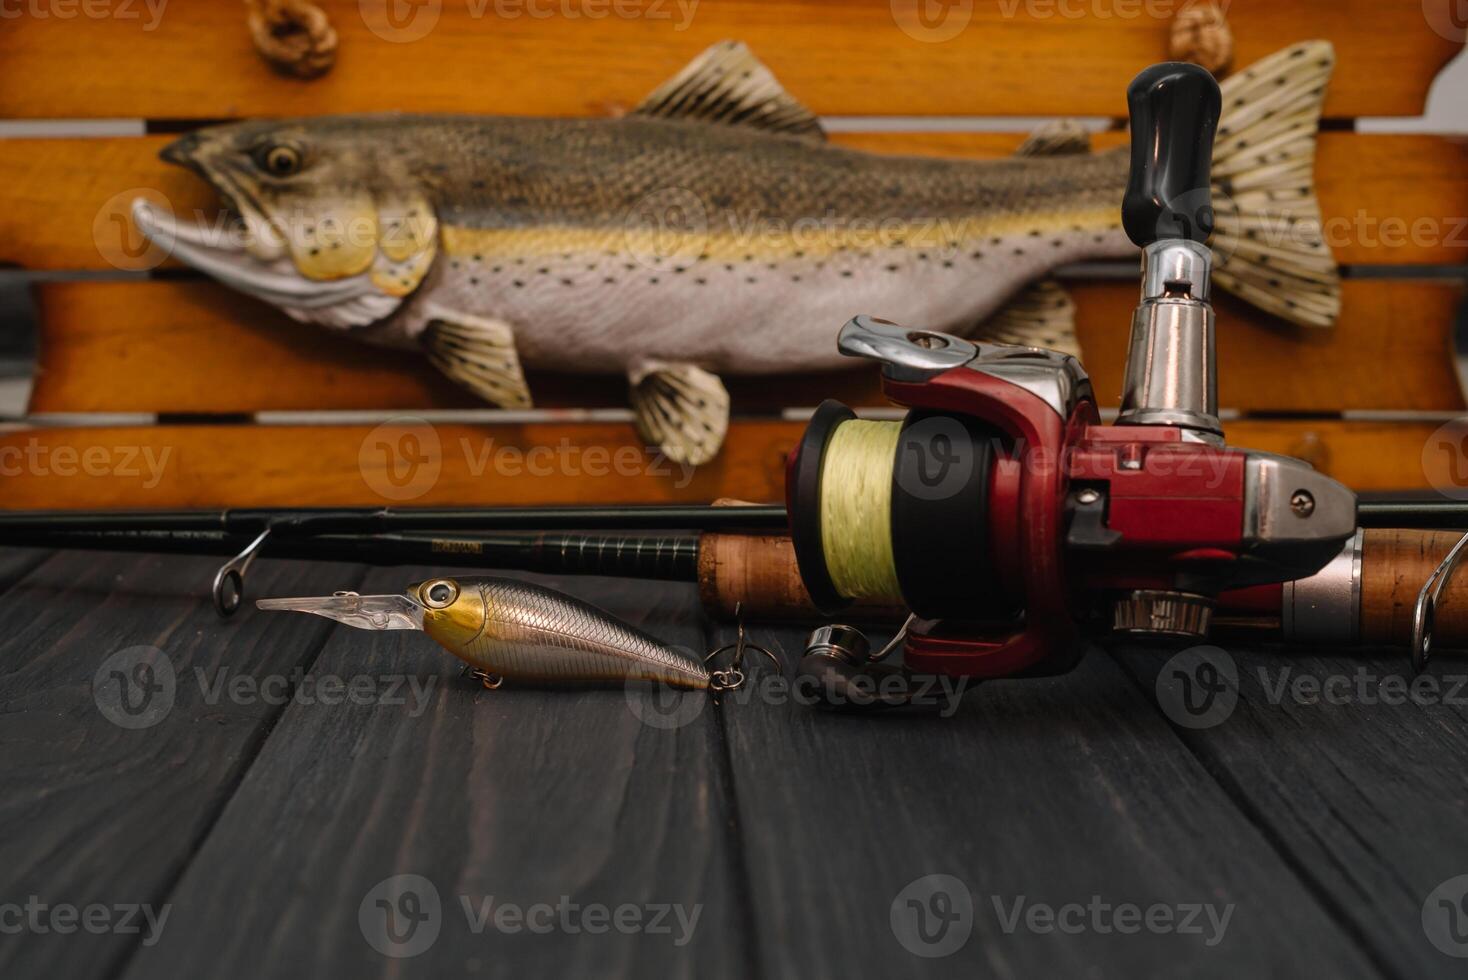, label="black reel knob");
[1122,61,1221,248]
